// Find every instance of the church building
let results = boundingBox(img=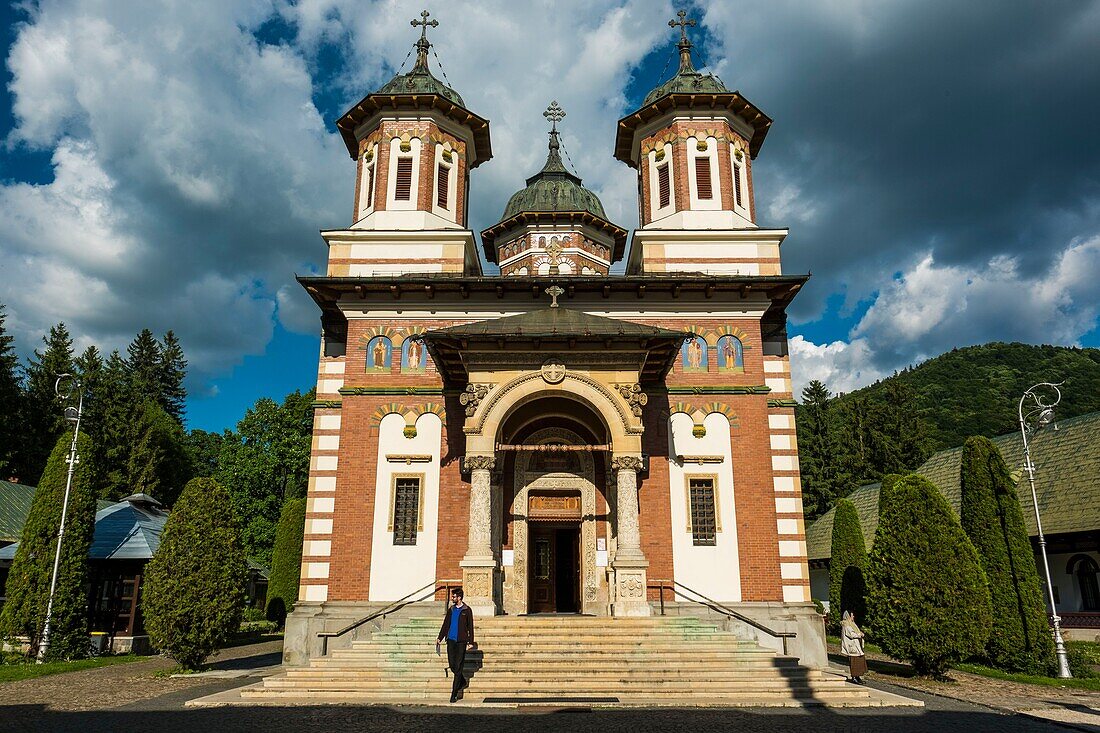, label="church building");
[287,10,816,667]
